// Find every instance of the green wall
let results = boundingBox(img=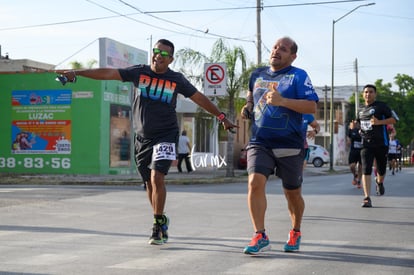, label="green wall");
[0,72,135,175]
